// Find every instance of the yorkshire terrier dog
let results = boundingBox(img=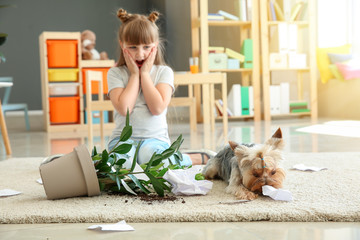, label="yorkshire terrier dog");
[202,128,285,200]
